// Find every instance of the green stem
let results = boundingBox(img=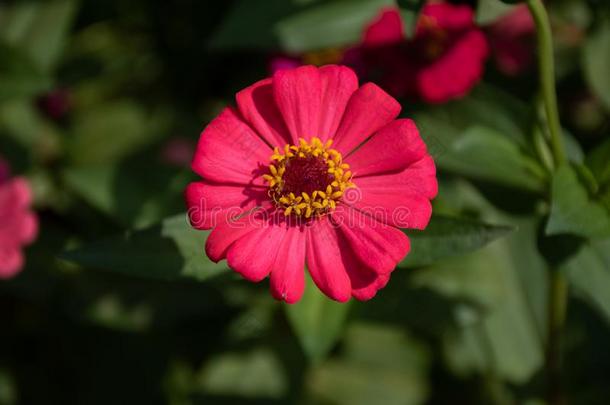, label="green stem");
[527,1,569,404]
[546,269,568,405]
[527,0,566,167]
